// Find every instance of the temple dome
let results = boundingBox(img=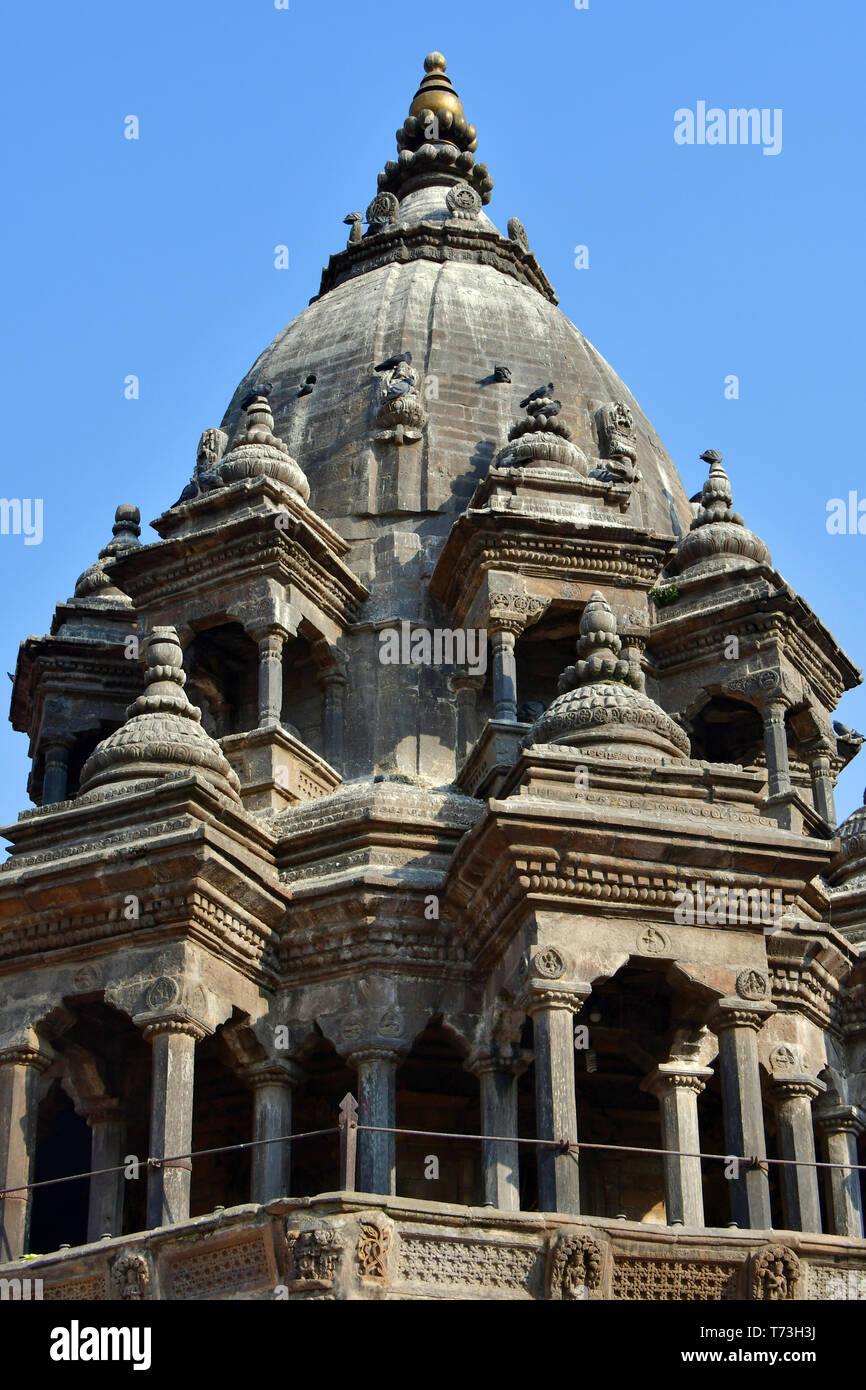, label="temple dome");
[196,54,694,577]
